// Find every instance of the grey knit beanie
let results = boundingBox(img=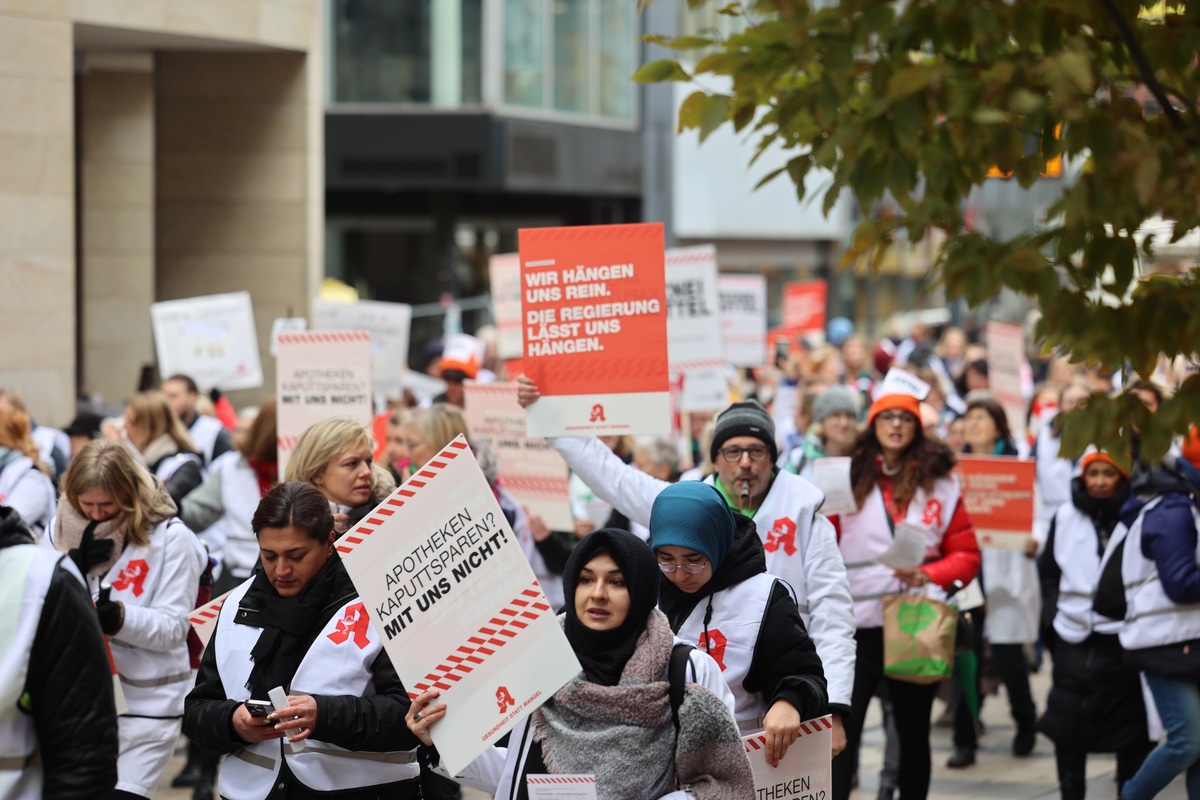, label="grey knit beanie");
[813,384,860,424]
[709,400,778,464]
